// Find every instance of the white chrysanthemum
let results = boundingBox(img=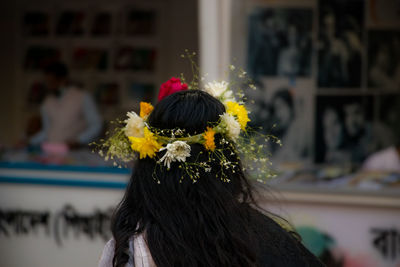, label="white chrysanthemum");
[220,113,241,141]
[159,141,191,168]
[204,81,234,102]
[124,111,144,138]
